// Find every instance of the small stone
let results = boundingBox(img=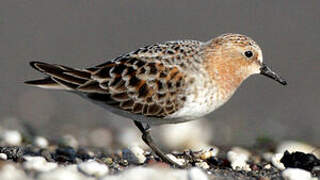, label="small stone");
[264,164,272,169]
[59,135,78,148]
[78,160,109,177]
[166,154,186,166]
[40,149,54,162]
[312,166,320,177]
[282,168,313,180]
[55,146,77,163]
[250,164,259,171]
[0,130,22,146]
[227,147,251,171]
[281,151,320,171]
[122,146,146,164]
[195,161,210,170]
[271,153,285,170]
[33,136,48,148]
[199,147,219,160]
[23,155,57,172]
[0,153,7,160]
[188,167,209,180]
[102,157,113,165]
